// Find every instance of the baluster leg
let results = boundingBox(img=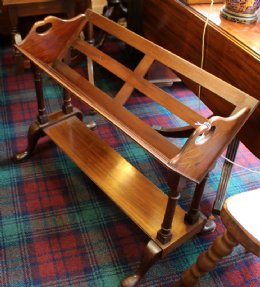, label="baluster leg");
[121,240,162,287]
[62,89,74,114]
[32,64,48,124]
[174,230,238,287]
[15,64,48,160]
[157,173,181,244]
[185,174,209,225]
